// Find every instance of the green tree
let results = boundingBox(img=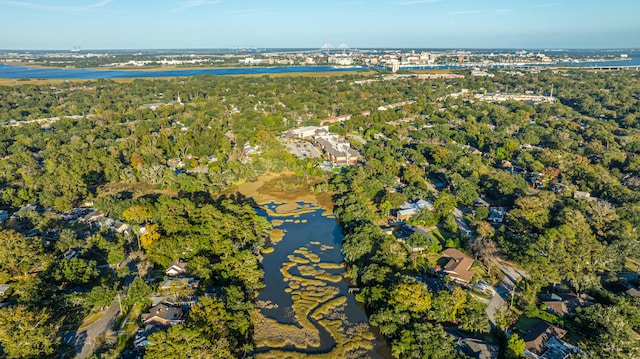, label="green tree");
[0,229,45,277]
[506,333,526,359]
[391,322,459,359]
[85,285,116,309]
[575,303,640,359]
[458,299,490,333]
[124,277,153,307]
[389,283,432,315]
[145,325,233,359]
[54,257,99,285]
[55,229,82,253]
[0,305,59,359]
